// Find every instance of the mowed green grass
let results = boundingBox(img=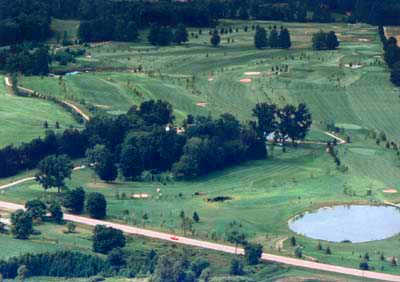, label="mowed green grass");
[9,19,400,276]
[3,132,400,274]
[0,76,81,147]
[20,21,400,139]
